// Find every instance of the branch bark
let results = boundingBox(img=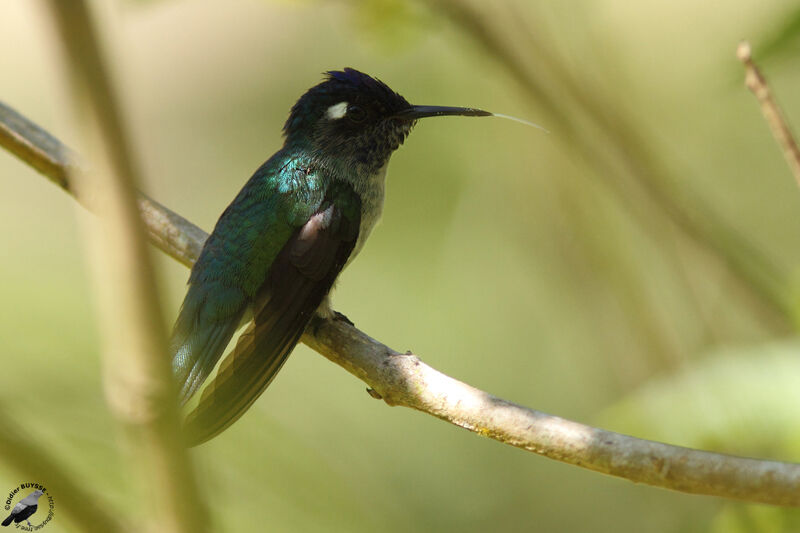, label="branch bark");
[737,41,800,188]
[2,97,800,505]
